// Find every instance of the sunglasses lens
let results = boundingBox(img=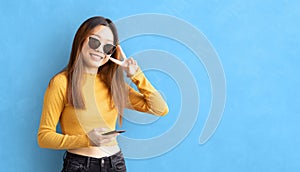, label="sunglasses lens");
[103,44,116,55]
[88,37,101,49]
